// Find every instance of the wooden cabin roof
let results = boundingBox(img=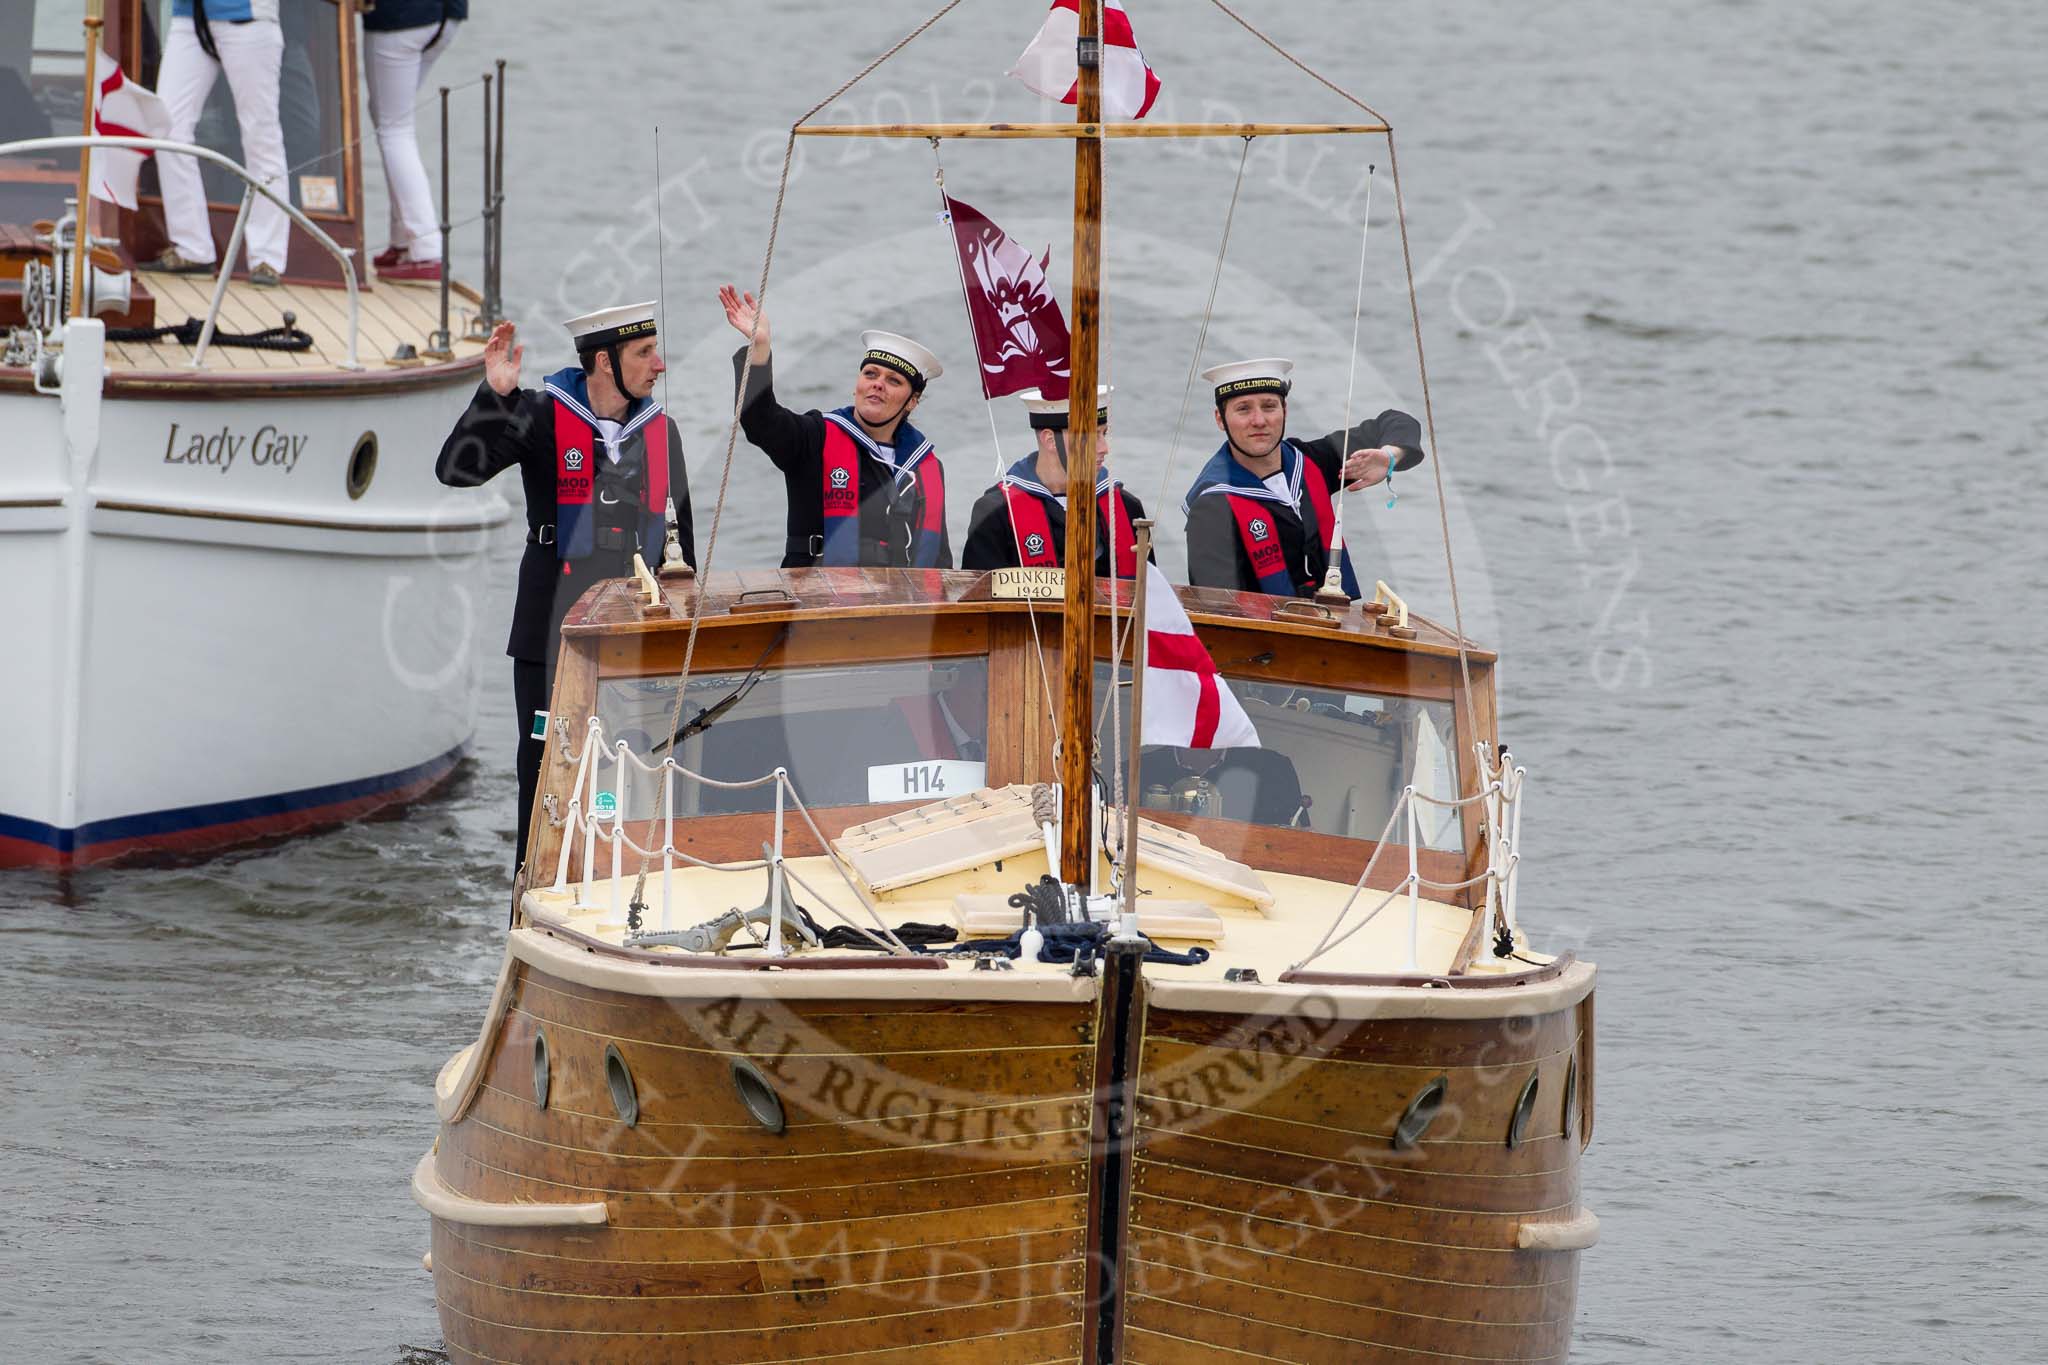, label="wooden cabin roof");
[560,567,1495,663]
